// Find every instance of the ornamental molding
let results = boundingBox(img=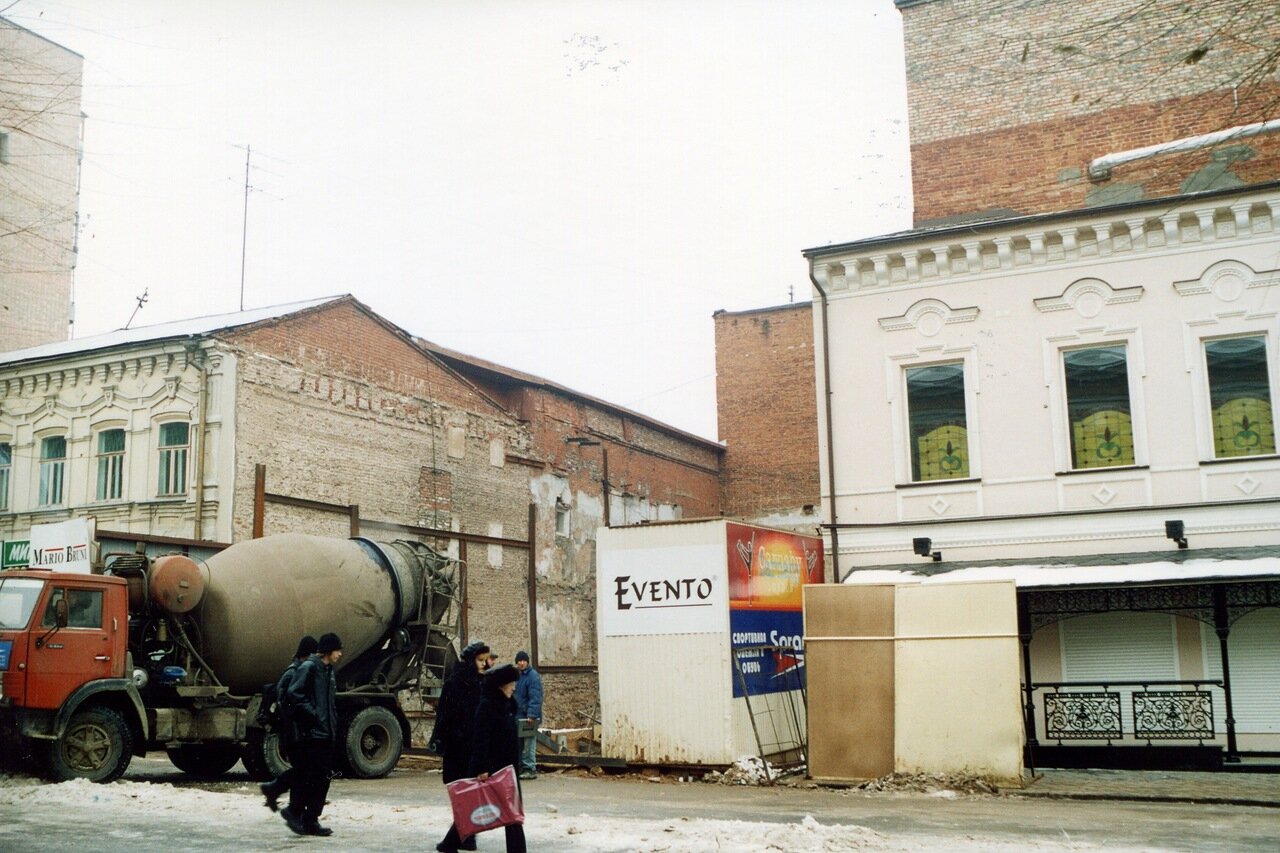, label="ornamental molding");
[1033,278,1145,316]
[878,298,980,335]
[1173,259,1280,301]
[814,196,1279,295]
